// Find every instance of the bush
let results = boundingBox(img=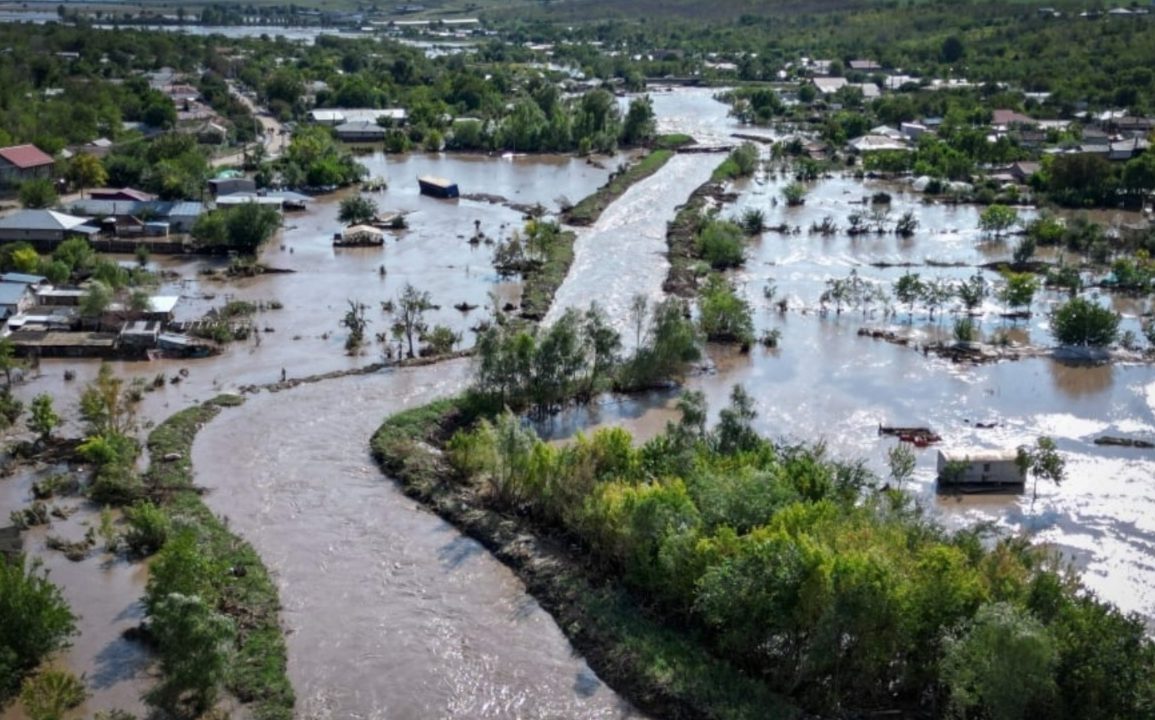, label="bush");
[698,274,755,346]
[0,557,76,701]
[1052,297,1120,347]
[421,324,460,357]
[87,463,144,506]
[19,179,57,209]
[123,501,171,557]
[739,208,766,235]
[954,317,978,342]
[19,670,86,720]
[782,181,806,206]
[696,219,746,269]
[729,142,760,177]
